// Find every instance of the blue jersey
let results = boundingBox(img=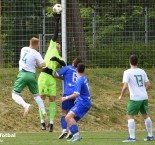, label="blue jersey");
[56,65,78,95]
[74,76,91,108]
